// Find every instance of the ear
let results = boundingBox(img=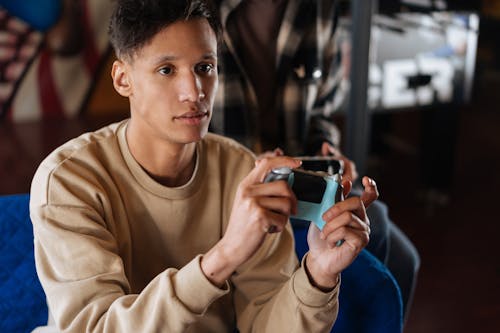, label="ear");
[111,59,132,97]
